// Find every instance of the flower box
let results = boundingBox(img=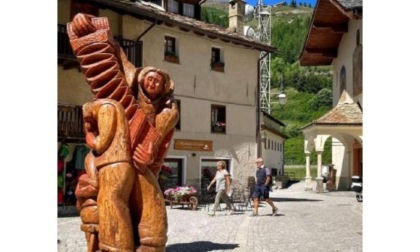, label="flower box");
[211,62,224,72]
[212,126,225,133]
[212,122,226,133]
[164,54,179,64]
